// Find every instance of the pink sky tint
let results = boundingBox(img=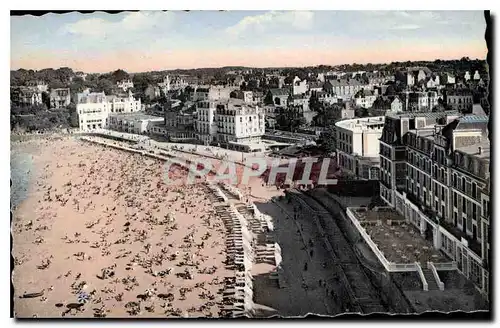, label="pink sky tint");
[11,40,487,73]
